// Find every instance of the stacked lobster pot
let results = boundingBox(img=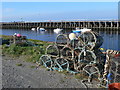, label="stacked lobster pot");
[39,30,120,88]
[100,50,120,88]
[40,30,106,87]
[108,57,120,83]
[40,30,104,72]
